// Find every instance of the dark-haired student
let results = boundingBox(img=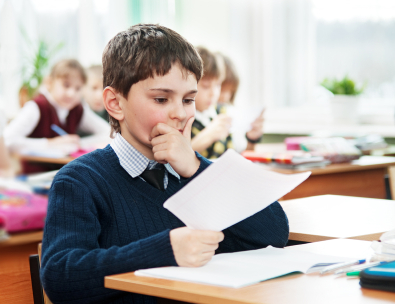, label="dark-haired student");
[40,24,289,304]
